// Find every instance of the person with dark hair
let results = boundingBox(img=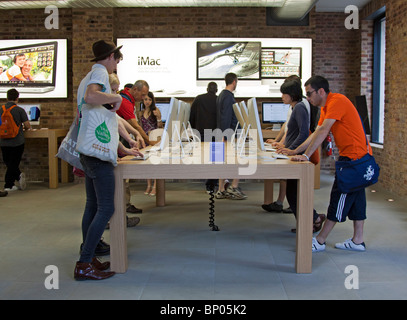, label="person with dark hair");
[263,75,311,213]
[141,91,163,196]
[266,80,325,232]
[278,80,309,149]
[190,81,218,141]
[215,72,247,200]
[0,88,31,192]
[285,75,371,252]
[190,81,219,192]
[74,40,123,281]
